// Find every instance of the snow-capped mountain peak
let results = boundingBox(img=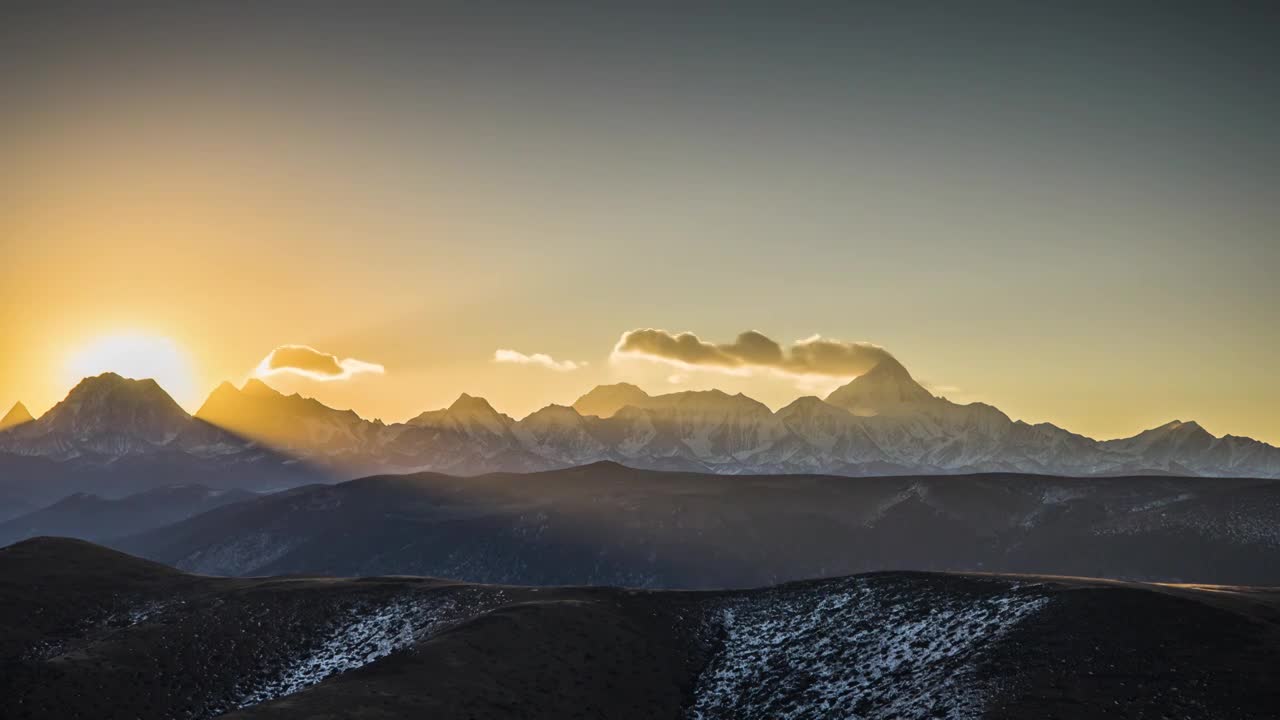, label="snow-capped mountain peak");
[571,383,653,418]
[194,378,371,459]
[5,357,1280,480]
[412,394,515,442]
[0,373,193,458]
[513,404,607,463]
[824,357,935,415]
[47,372,188,435]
